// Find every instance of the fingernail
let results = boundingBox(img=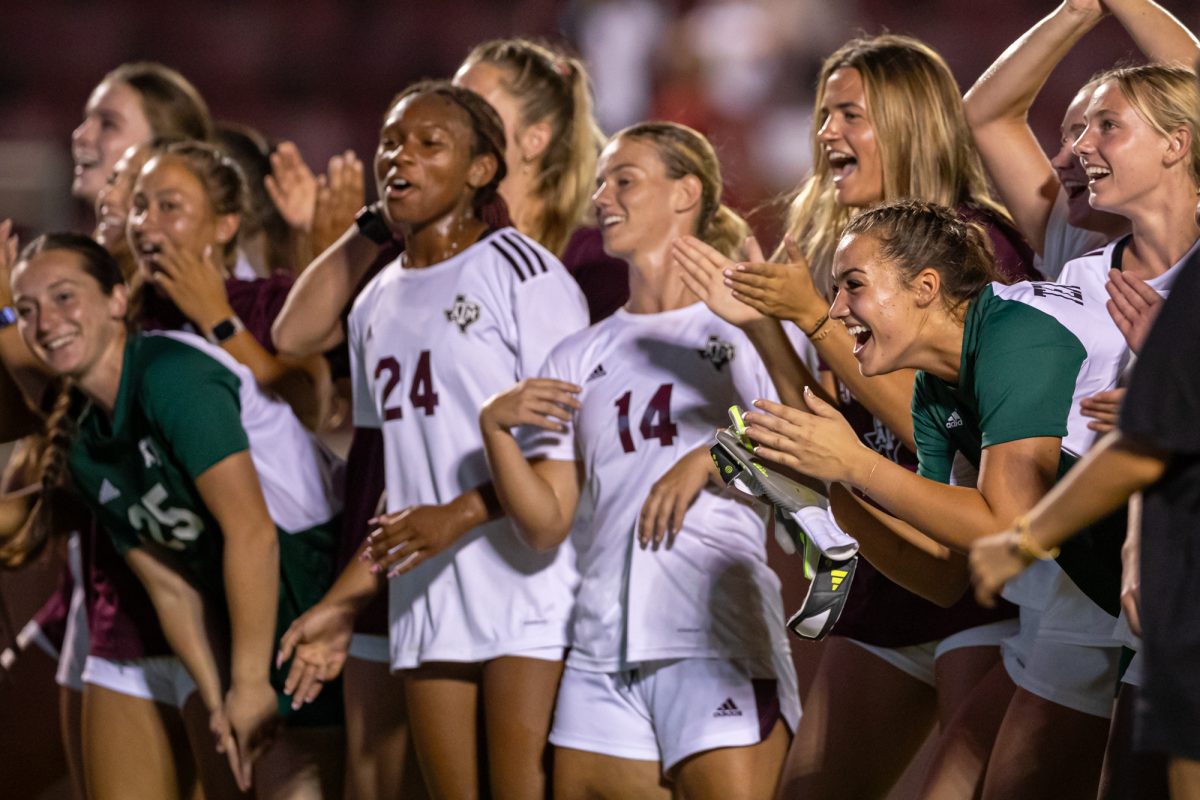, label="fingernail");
[369,564,380,575]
